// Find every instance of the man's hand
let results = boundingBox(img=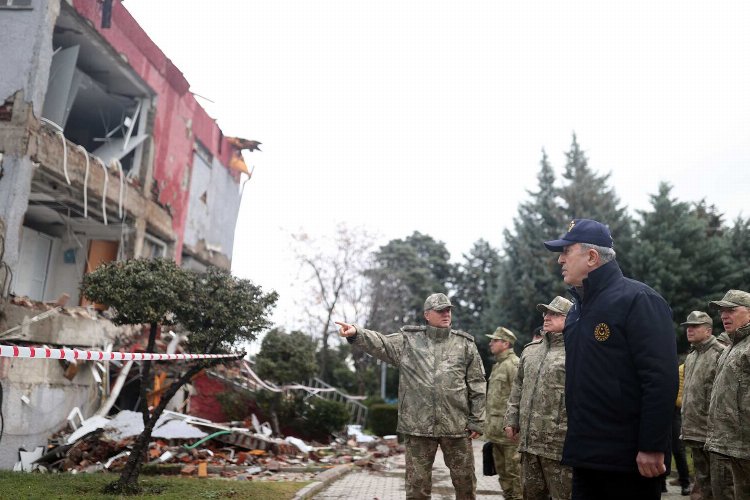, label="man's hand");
[636,451,666,478]
[503,426,519,442]
[467,430,480,439]
[335,321,356,338]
